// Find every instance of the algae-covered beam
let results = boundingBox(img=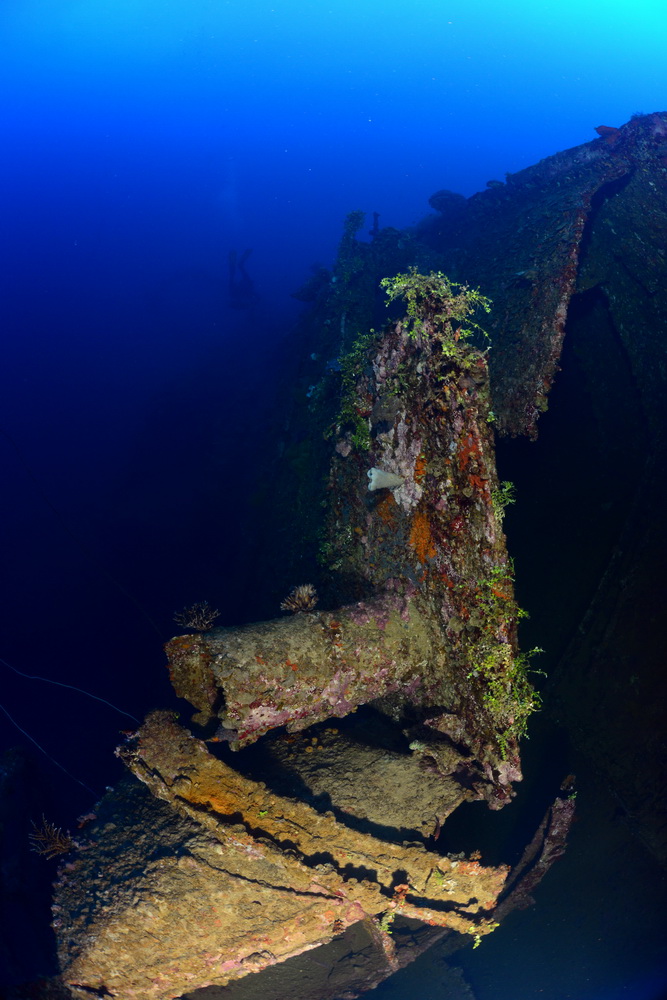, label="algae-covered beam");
[120,711,509,933]
[167,590,444,748]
